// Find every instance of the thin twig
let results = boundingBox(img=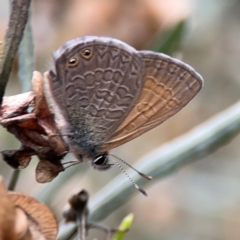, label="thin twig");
[0,0,31,105]
[77,213,86,240]
[8,169,20,191]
